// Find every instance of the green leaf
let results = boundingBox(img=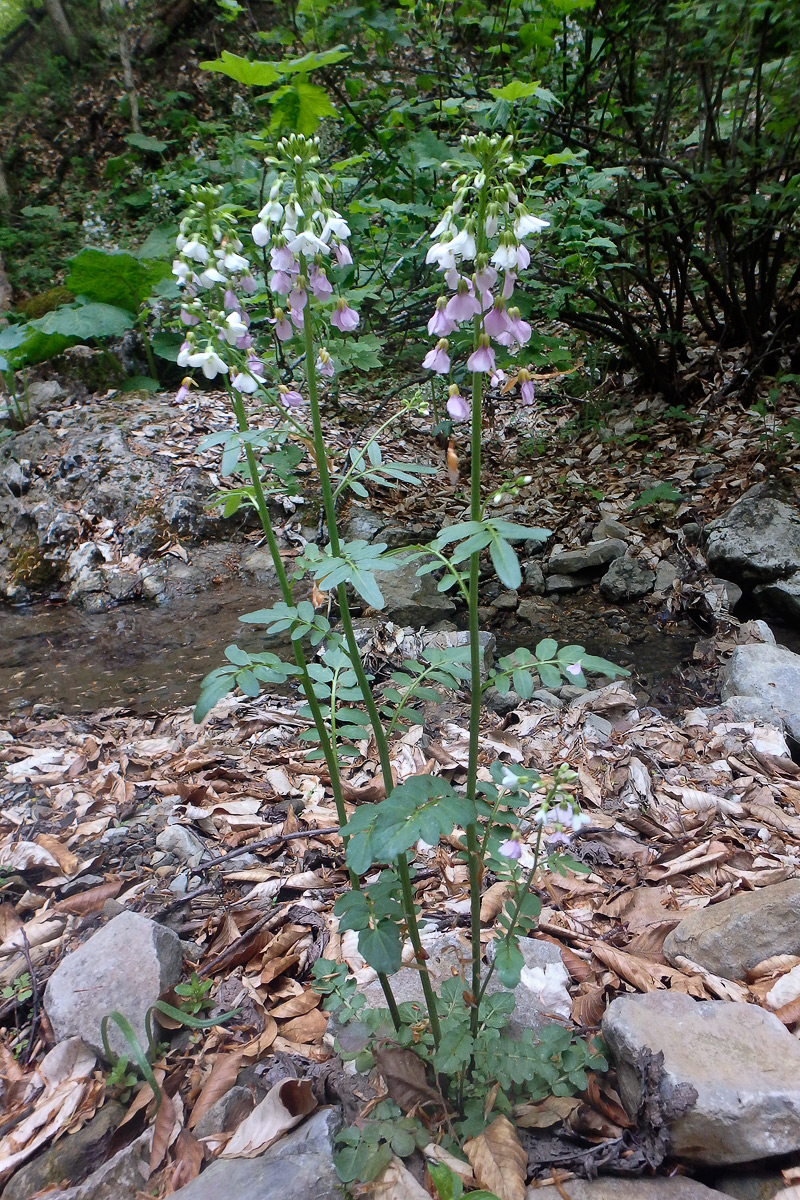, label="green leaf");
[153,332,188,362]
[30,302,135,340]
[194,670,236,722]
[199,50,281,86]
[535,638,559,661]
[125,133,169,153]
[489,535,522,590]
[267,80,338,135]
[494,938,524,988]
[488,78,541,102]
[428,1162,464,1200]
[66,248,170,313]
[433,1026,474,1075]
[537,662,562,690]
[358,921,402,974]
